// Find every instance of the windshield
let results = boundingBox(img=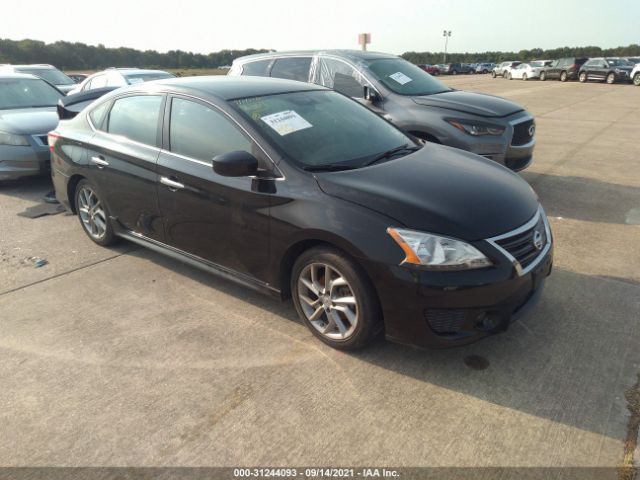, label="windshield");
[124,72,175,84]
[0,78,63,109]
[364,58,451,96]
[606,59,632,67]
[233,90,415,169]
[16,68,75,86]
